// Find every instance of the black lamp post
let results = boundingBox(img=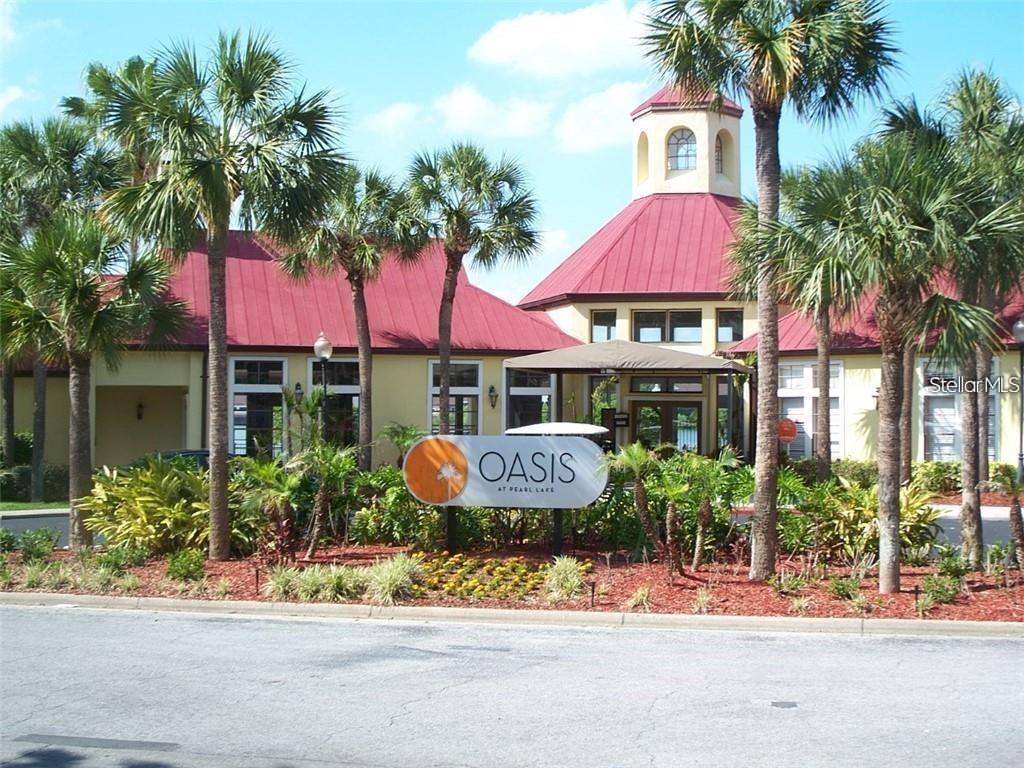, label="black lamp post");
[313,330,333,438]
[1013,317,1024,484]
